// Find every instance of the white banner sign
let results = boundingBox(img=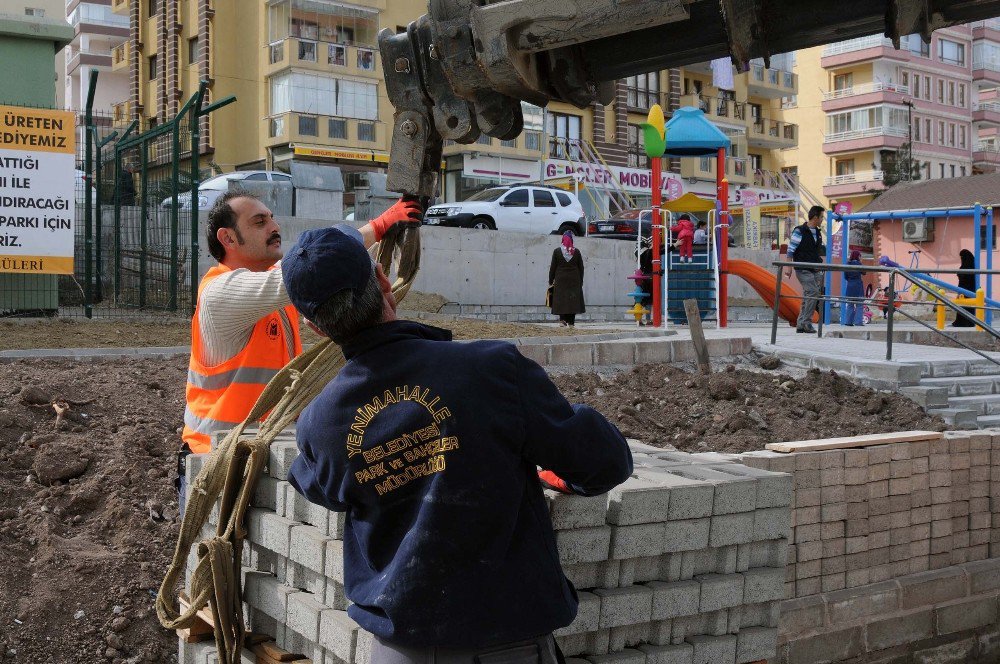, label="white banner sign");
[0,105,76,274]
